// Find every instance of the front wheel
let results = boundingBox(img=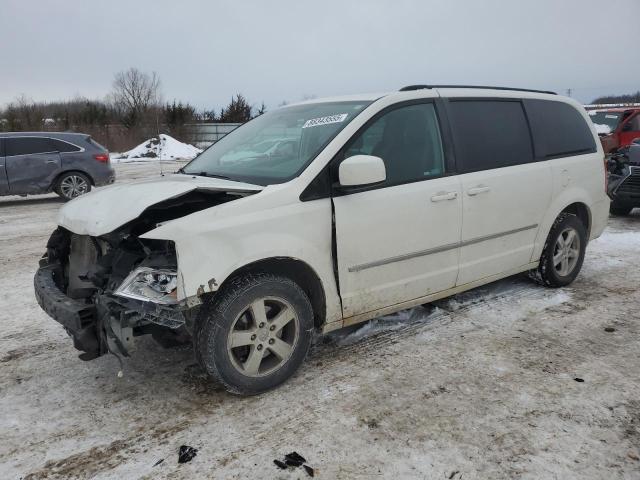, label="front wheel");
[195,273,313,395]
[55,172,91,200]
[532,213,587,288]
